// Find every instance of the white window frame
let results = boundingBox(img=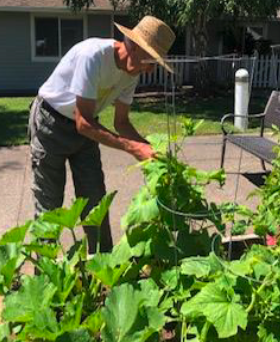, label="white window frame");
[30,13,88,62]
